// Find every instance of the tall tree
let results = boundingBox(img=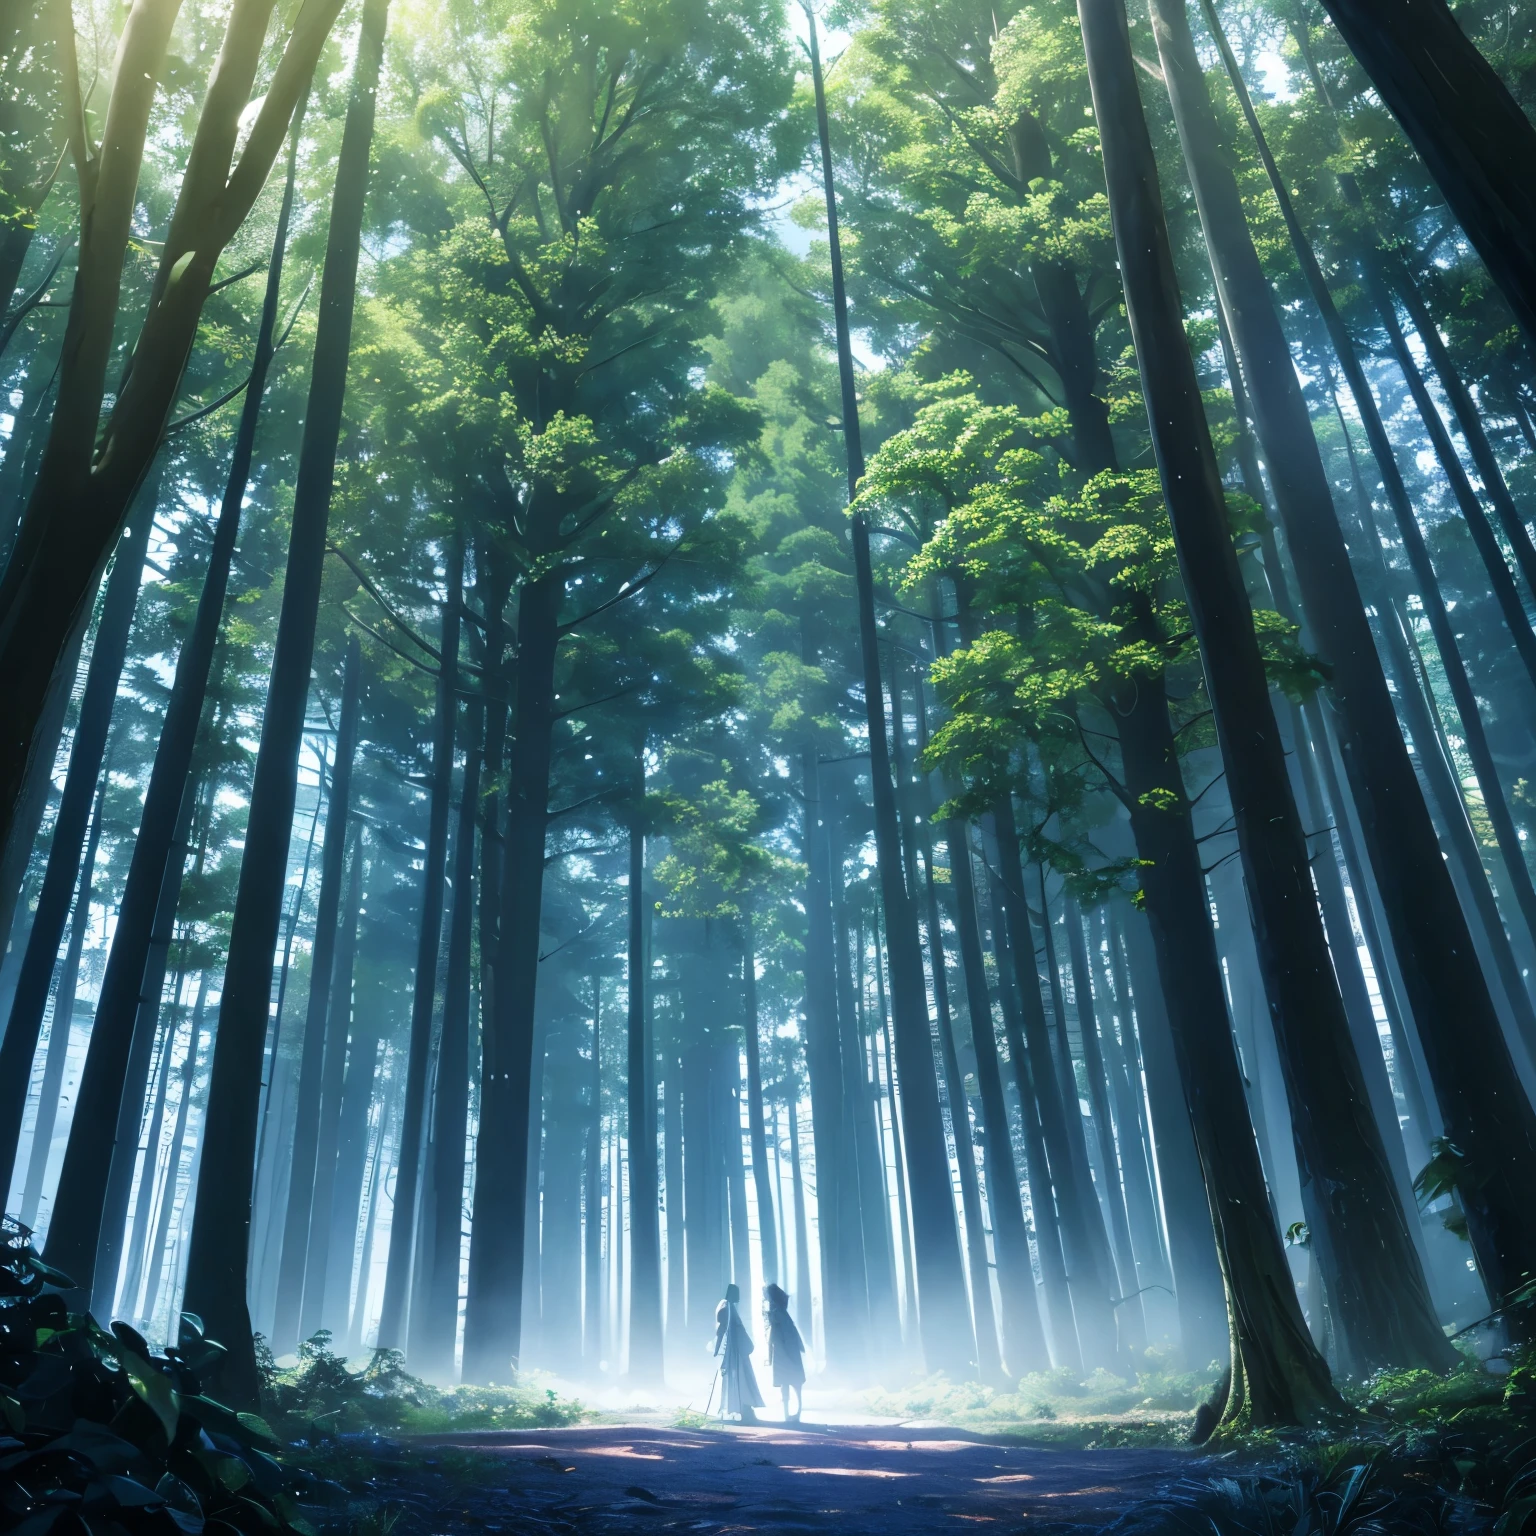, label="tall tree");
[182,0,392,1408]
